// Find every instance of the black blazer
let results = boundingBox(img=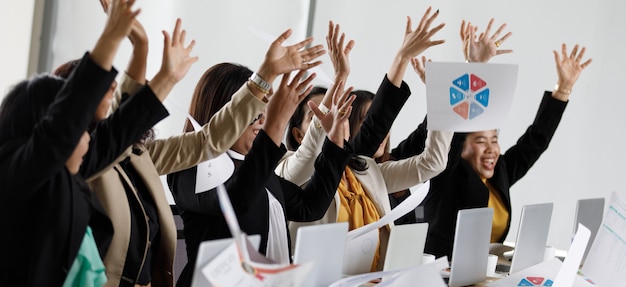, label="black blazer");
[0,53,169,287]
[167,130,350,287]
[391,92,568,258]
